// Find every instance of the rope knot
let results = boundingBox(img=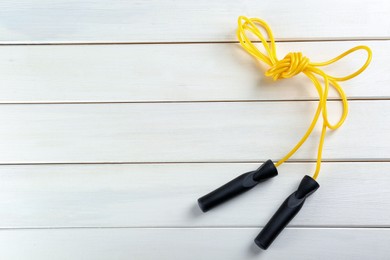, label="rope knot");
[265,52,310,80]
